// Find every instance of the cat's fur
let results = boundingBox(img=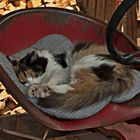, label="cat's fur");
[9,43,134,111]
[9,50,71,87]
